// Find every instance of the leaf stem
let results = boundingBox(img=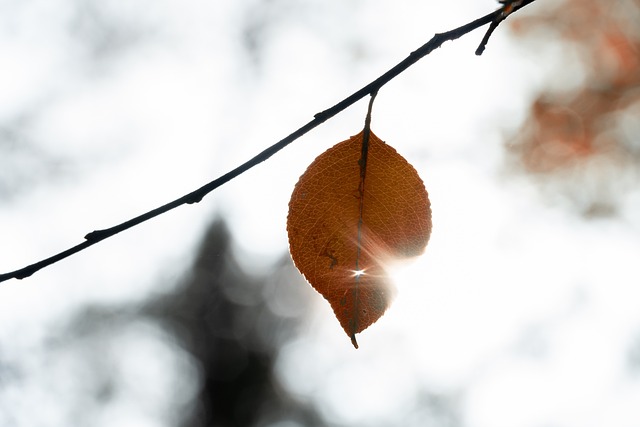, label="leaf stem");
[351,91,379,349]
